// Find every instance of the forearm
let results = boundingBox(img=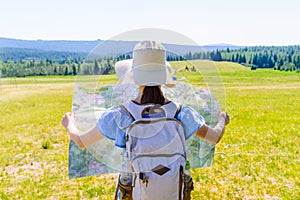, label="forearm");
[69,132,85,148]
[205,117,226,144]
[78,126,104,147]
[216,126,225,144]
[196,117,226,144]
[68,125,103,148]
